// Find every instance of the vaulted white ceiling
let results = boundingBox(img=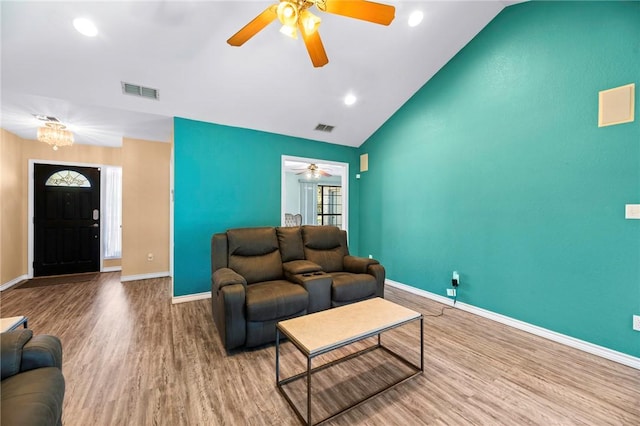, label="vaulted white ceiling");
[1,1,520,148]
